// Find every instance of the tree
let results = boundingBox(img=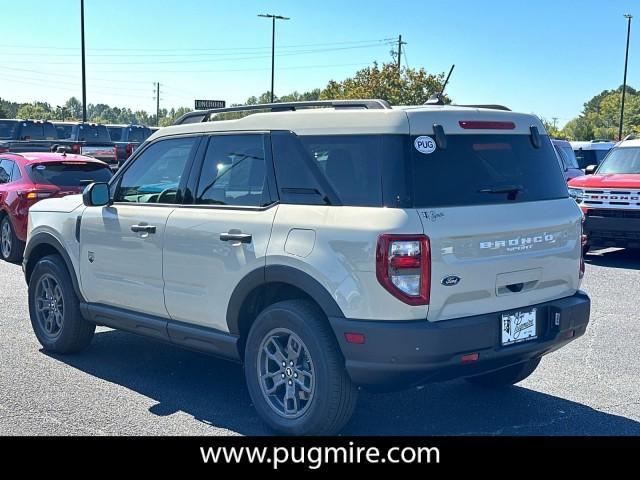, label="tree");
[16,103,53,120]
[562,85,640,140]
[64,97,83,120]
[319,62,447,105]
[541,118,564,138]
[0,106,6,119]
